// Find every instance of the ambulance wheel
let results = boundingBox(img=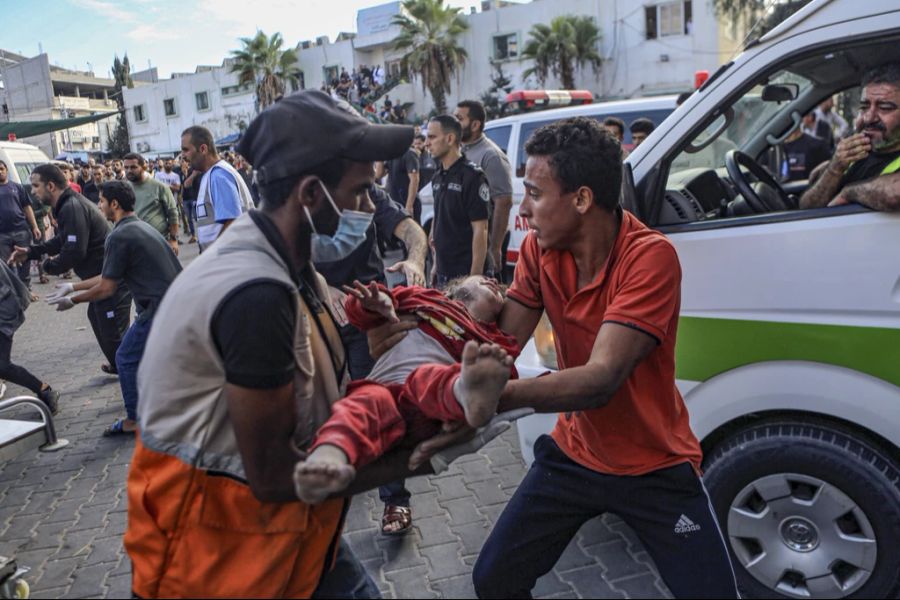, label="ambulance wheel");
[702,419,900,599]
